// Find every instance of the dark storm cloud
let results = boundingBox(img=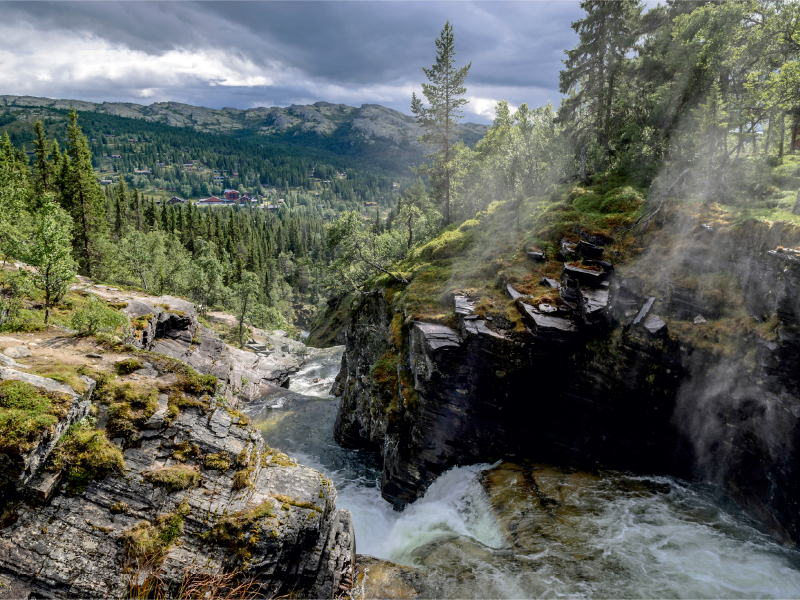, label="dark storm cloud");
[0,1,584,123]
